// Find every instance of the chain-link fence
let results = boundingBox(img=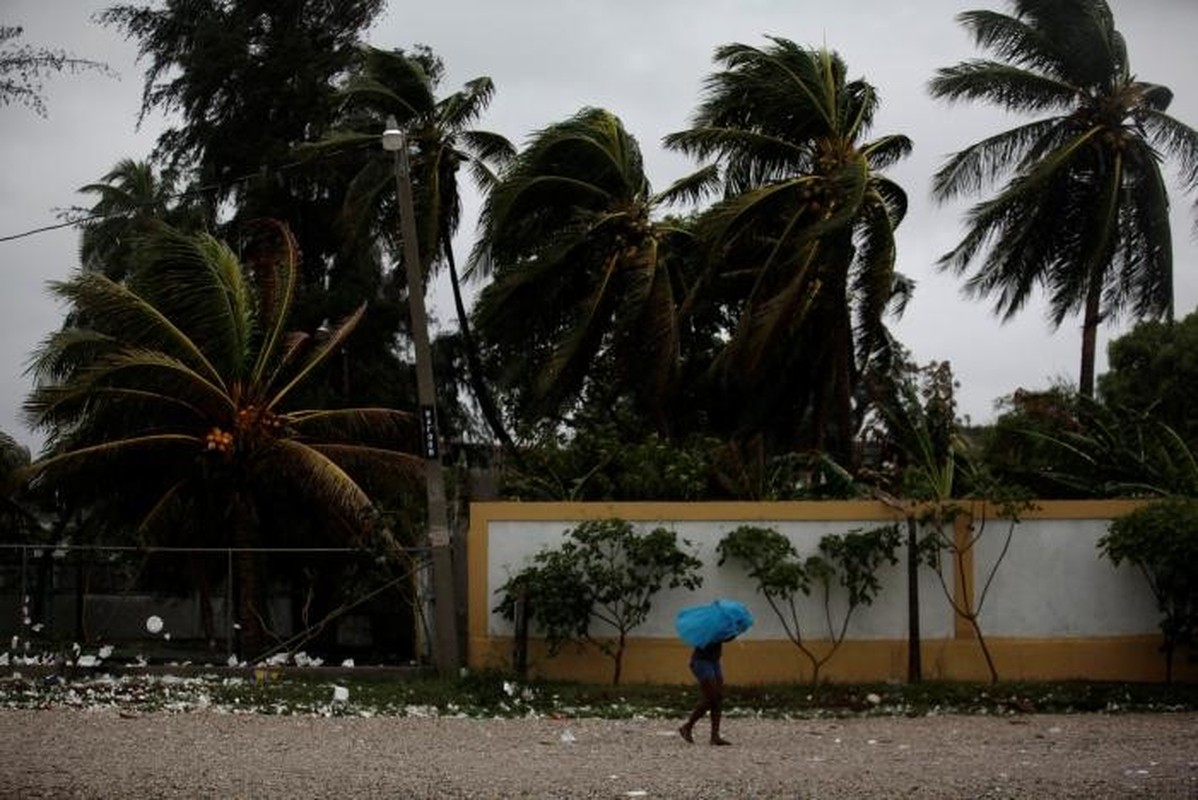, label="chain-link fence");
[0,544,430,668]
